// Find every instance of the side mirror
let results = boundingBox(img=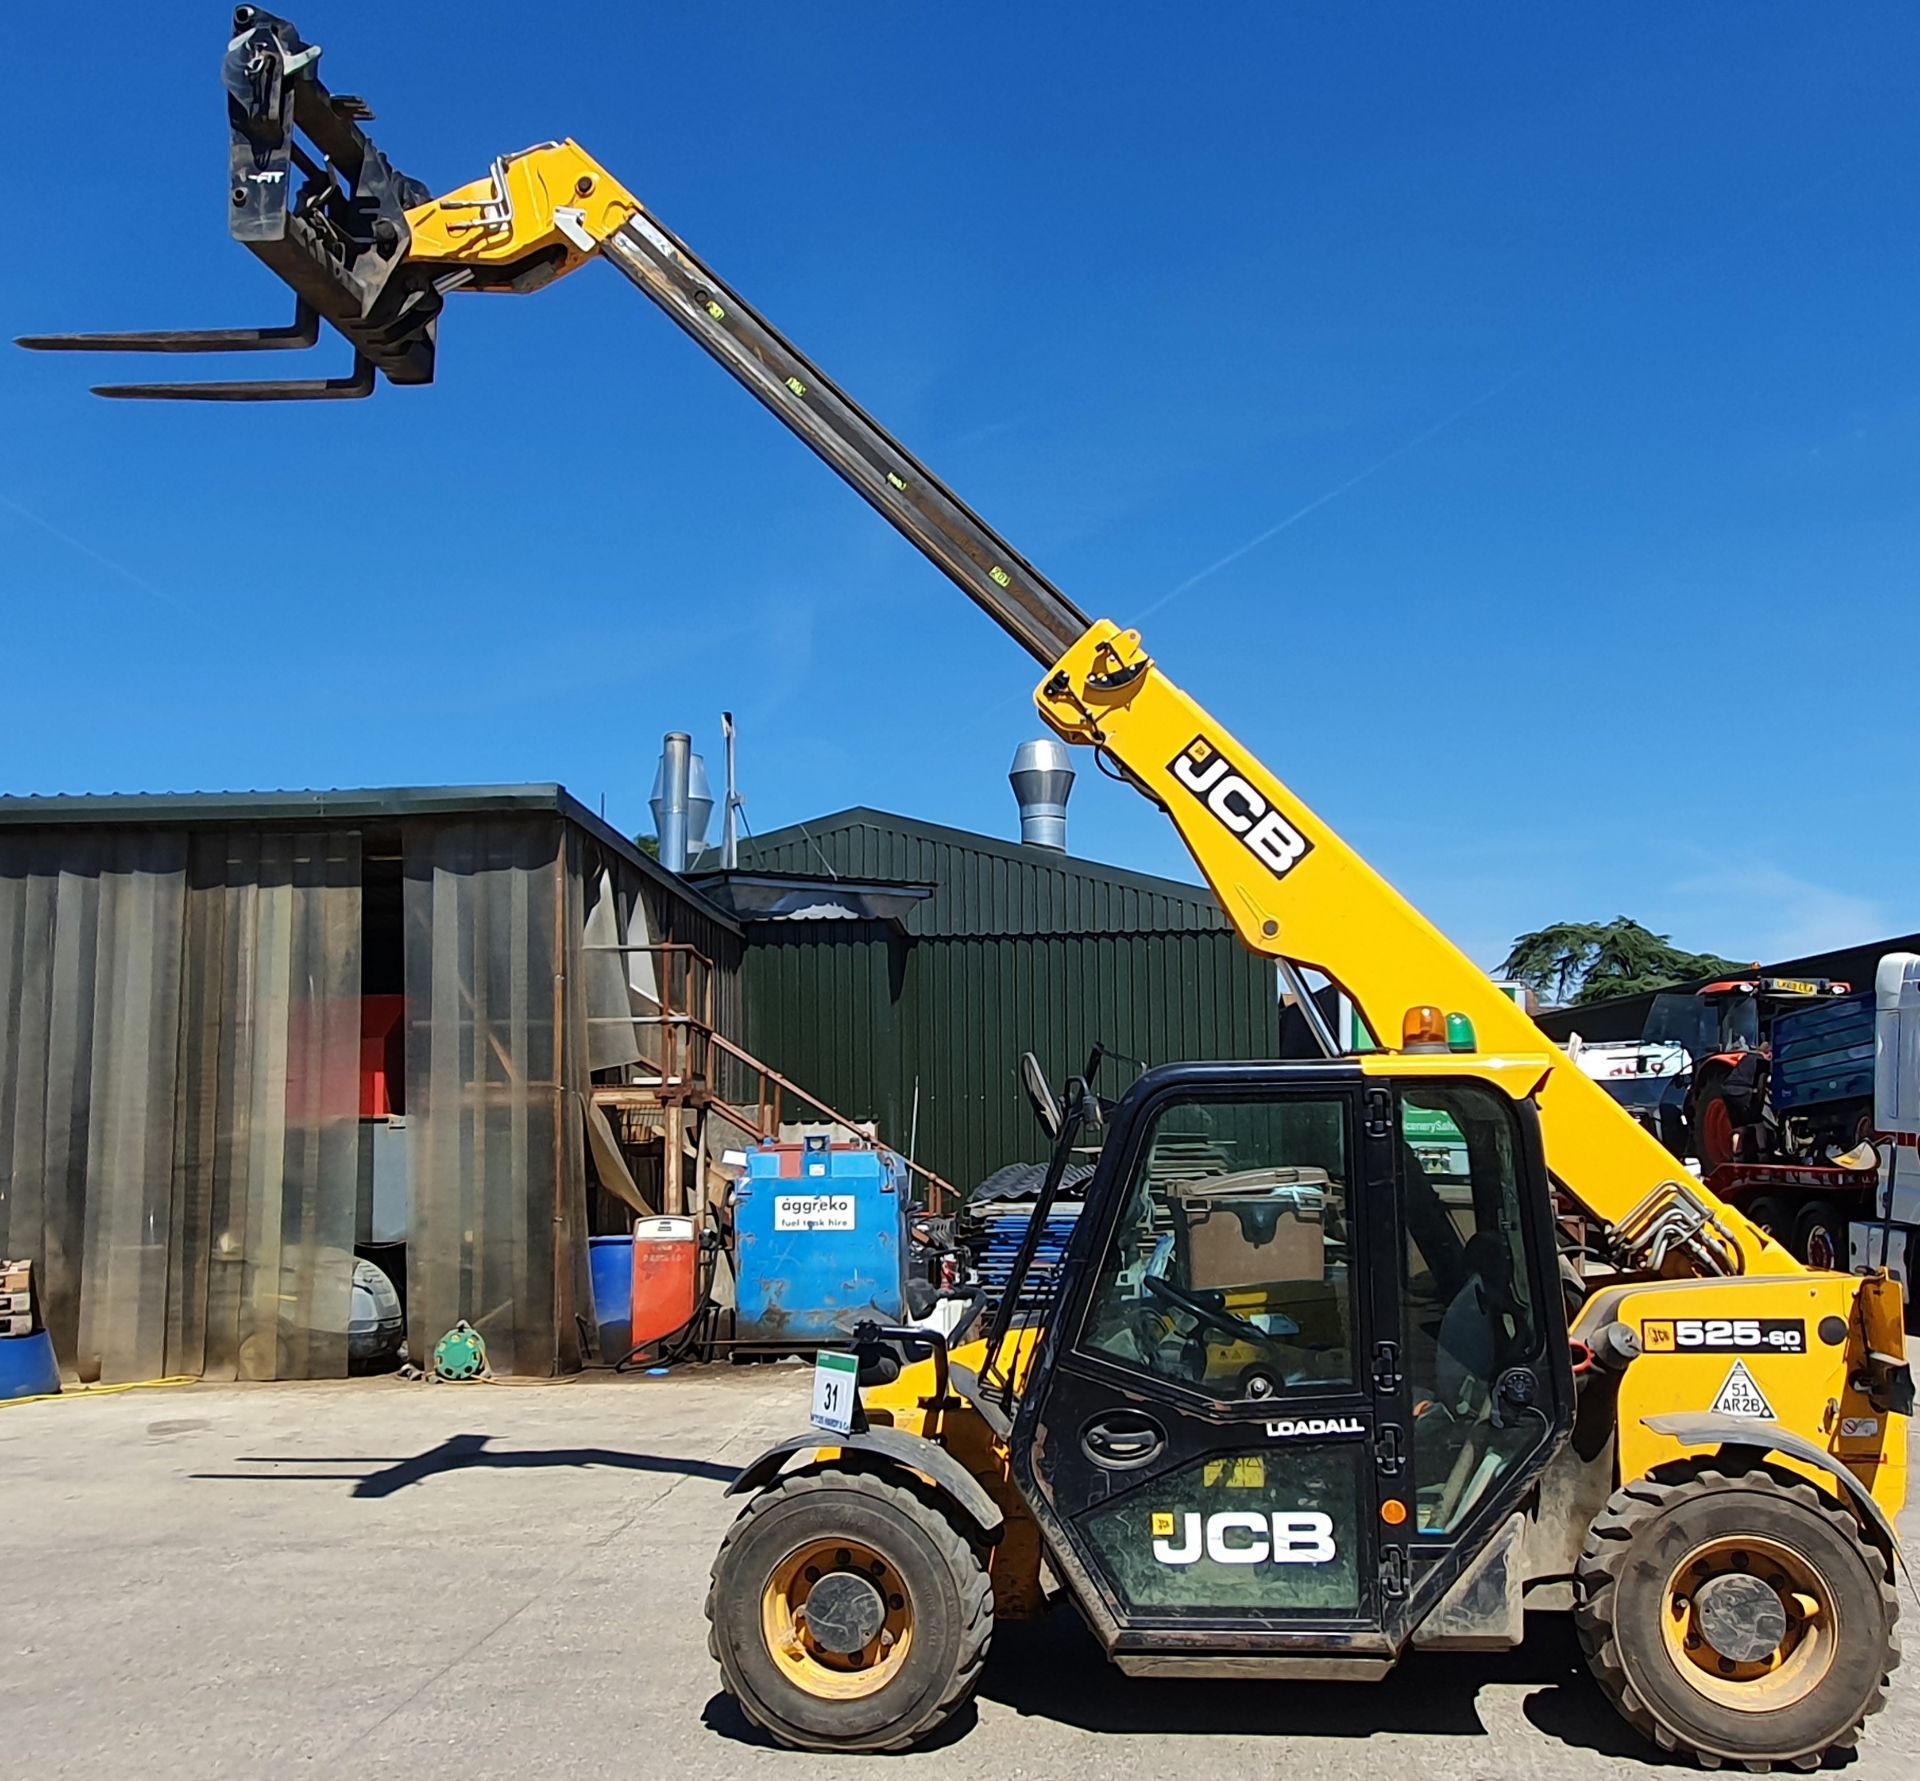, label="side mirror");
[1020,1050,1063,1139]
